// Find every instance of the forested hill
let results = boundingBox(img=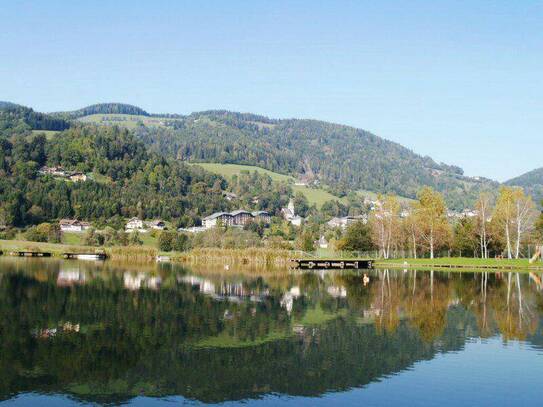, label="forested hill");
[52,103,149,120]
[0,102,70,134]
[0,124,236,227]
[133,110,497,209]
[506,168,543,205]
[506,168,543,187]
